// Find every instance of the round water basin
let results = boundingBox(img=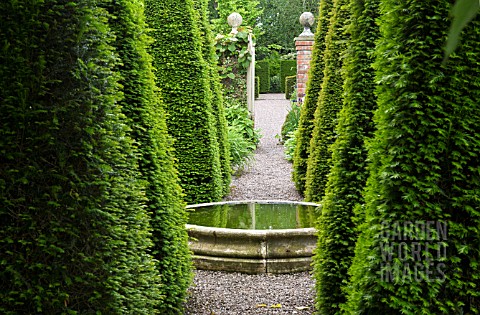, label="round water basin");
[186,200,321,274]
